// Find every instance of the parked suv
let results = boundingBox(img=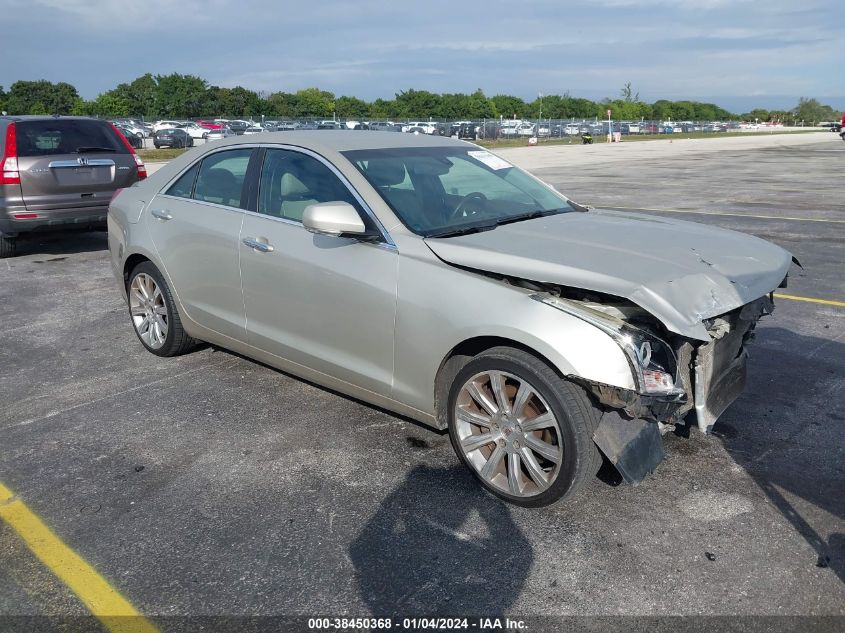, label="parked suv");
[0,116,146,257]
